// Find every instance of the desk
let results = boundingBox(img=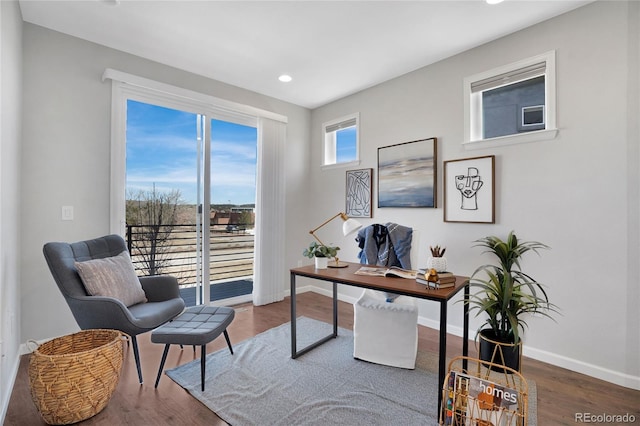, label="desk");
[290,262,469,414]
